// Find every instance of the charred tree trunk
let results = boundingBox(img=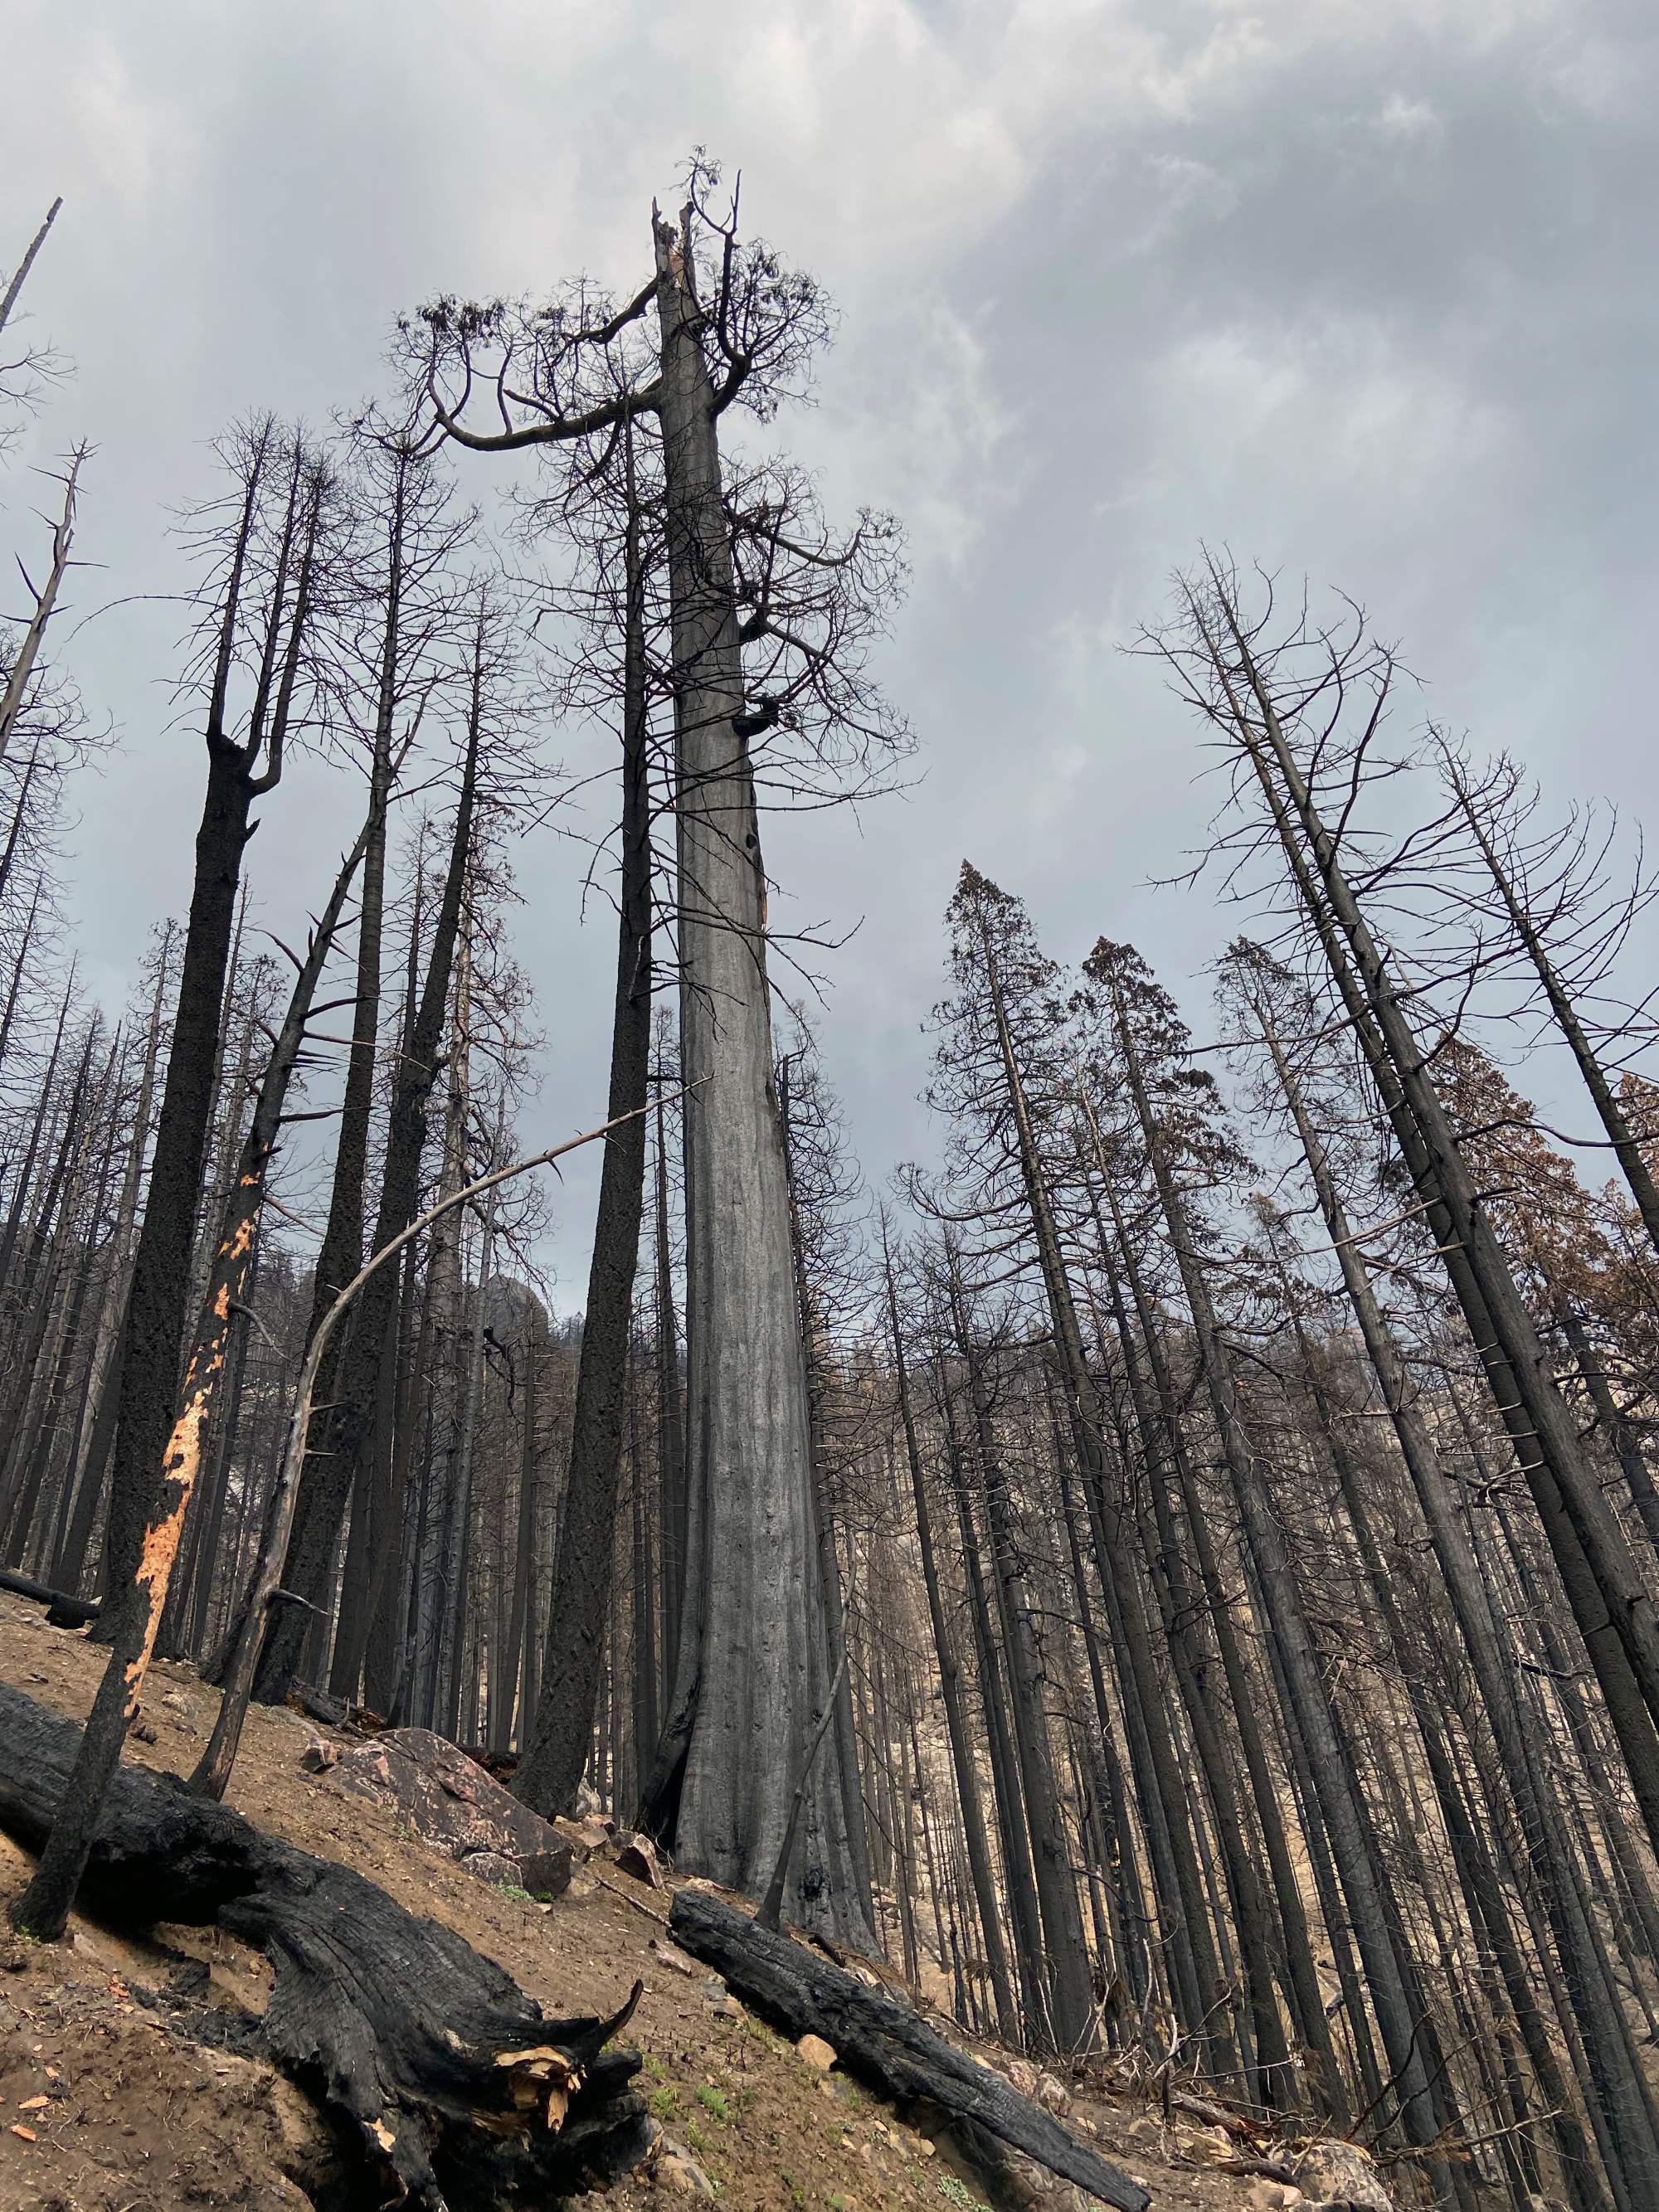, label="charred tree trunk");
[1251,980,1657,2205]
[883,1232,1020,2045]
[1201,591,1659,1804]
[52,939,173,1591]
[1102,948,1447,2170]
[0,1684,651,2208]
[639,207,870,1942]
[517,460,654,1815]
[12,811,370,1937]
[669,1889,1148,2212]
[255,630,484,1704]
[652,1087,687,1709]
[97,435,318,1638]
